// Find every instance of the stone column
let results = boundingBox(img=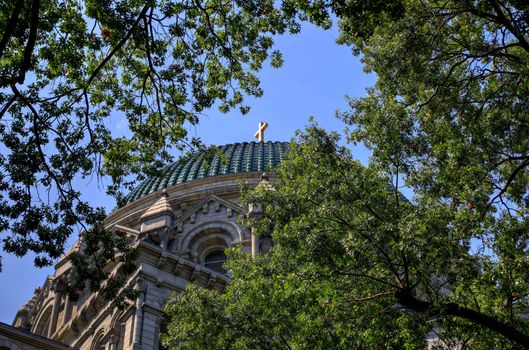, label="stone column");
[62,293,72,324]
[132,278,145,350]
[251,229,260,258]
[48,281,63,338]
[247,203,263,258]
[109,333,119,350]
